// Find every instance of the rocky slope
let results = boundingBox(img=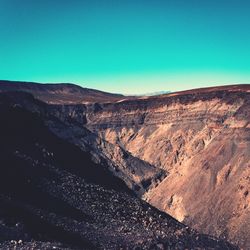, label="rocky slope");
[83,84,250,249]
[0,91,165,196]
[0,91,236,249]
